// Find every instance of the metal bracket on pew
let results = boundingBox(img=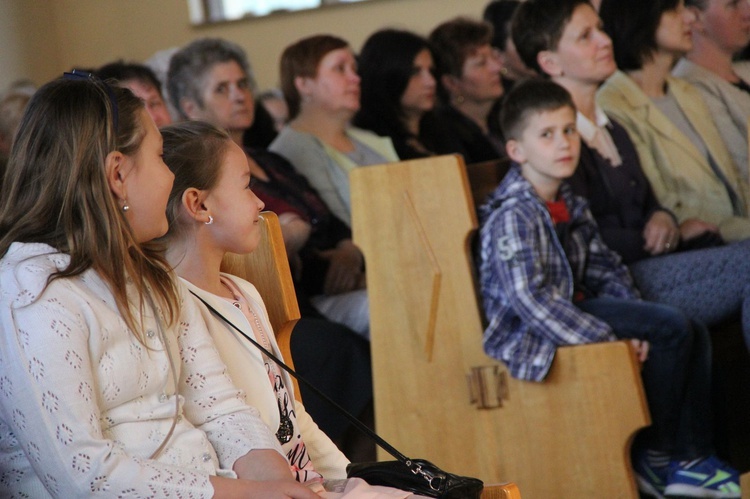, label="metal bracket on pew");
[467,366,508,409]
